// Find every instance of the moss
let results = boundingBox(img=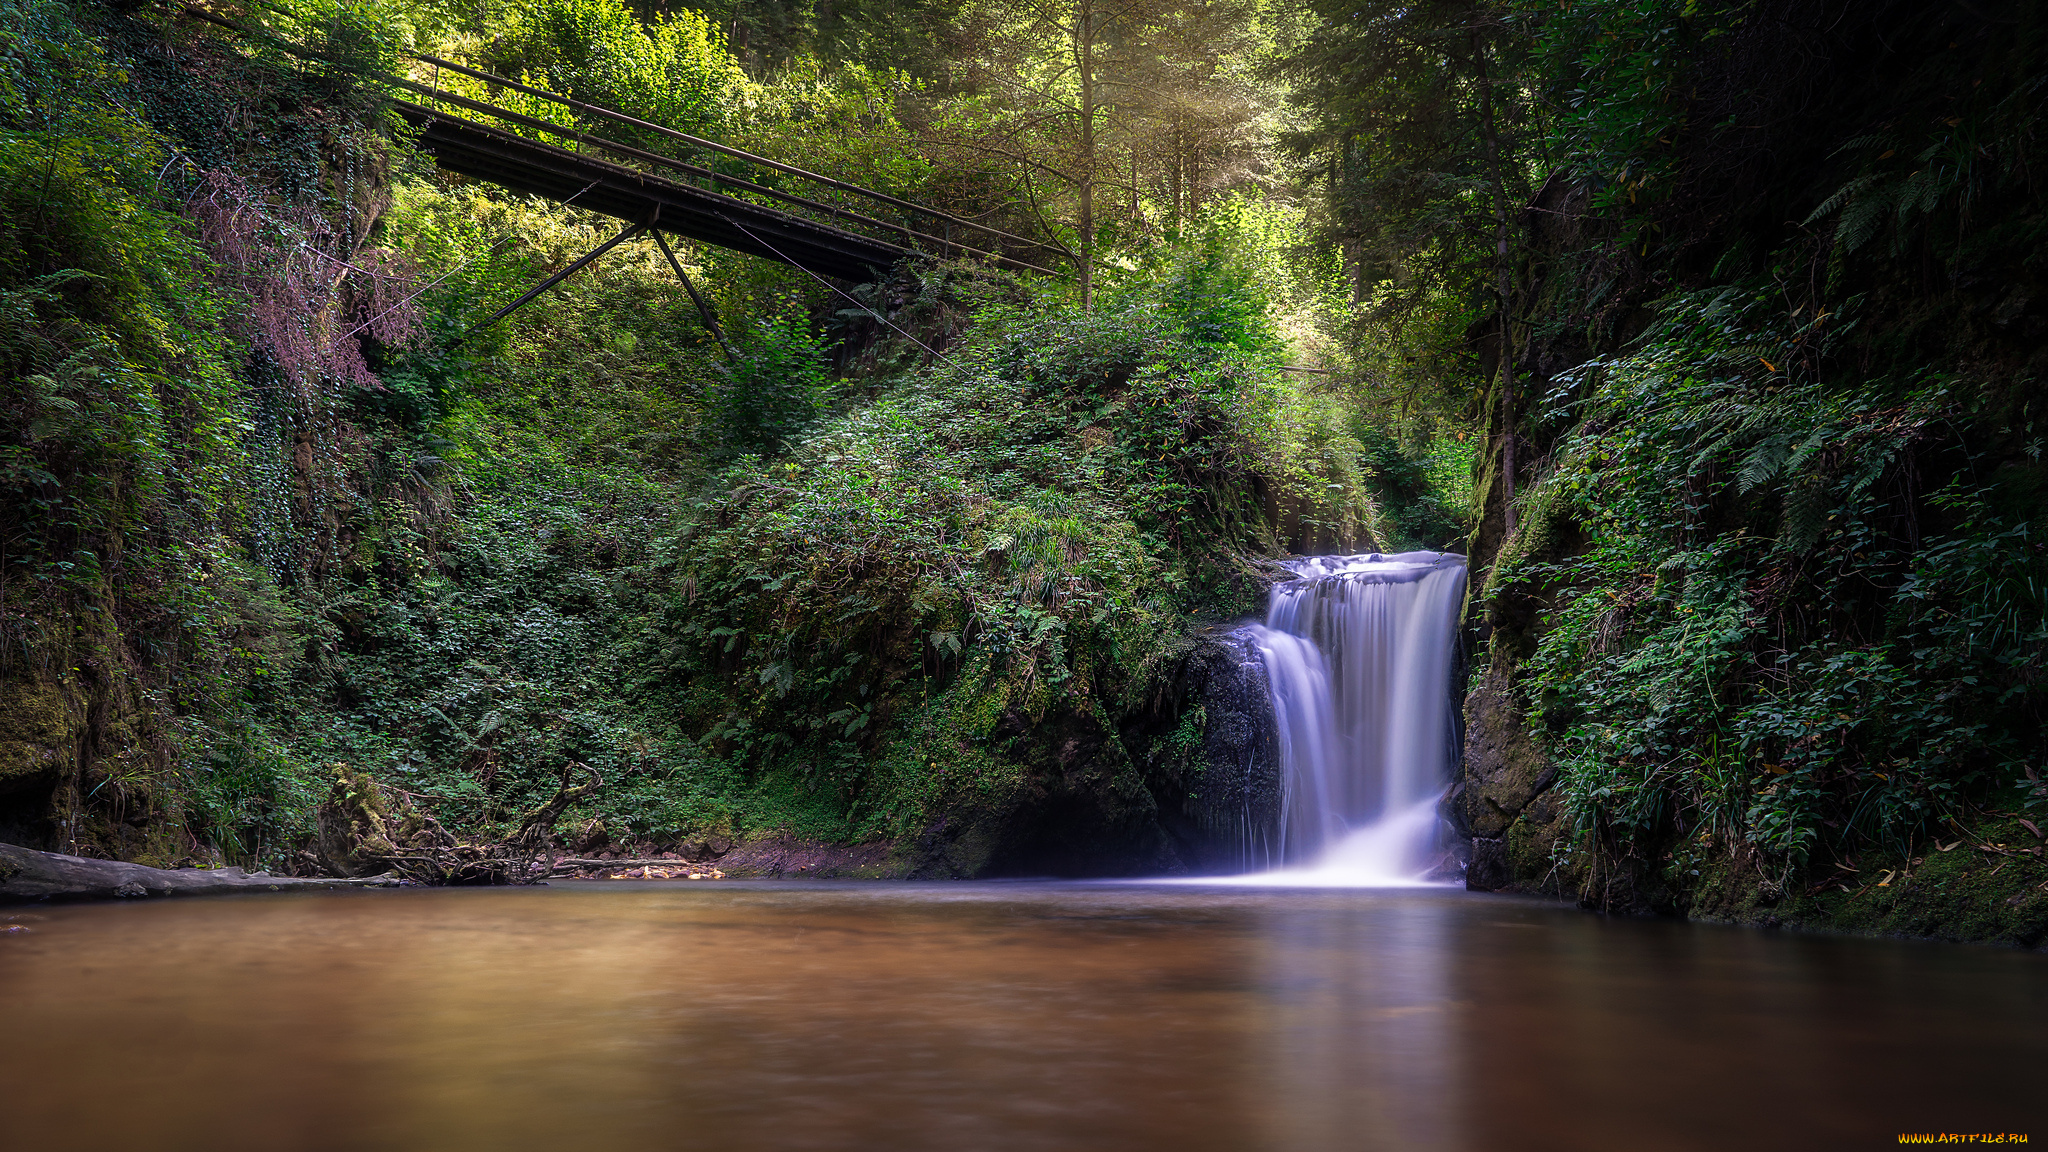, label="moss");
[1781,819,2048,948]
[1464,659,1586,899]
[0,676,74,791]
[314,764,400,875]
[1672,847,1787,926]
[127,824,189,870]
[1481,473,1575,602]
[1645,818,2048,948]
[1505,808,1563,879]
